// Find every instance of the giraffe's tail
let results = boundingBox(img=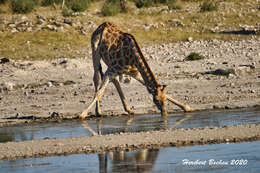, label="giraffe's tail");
[99,64,104,81]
